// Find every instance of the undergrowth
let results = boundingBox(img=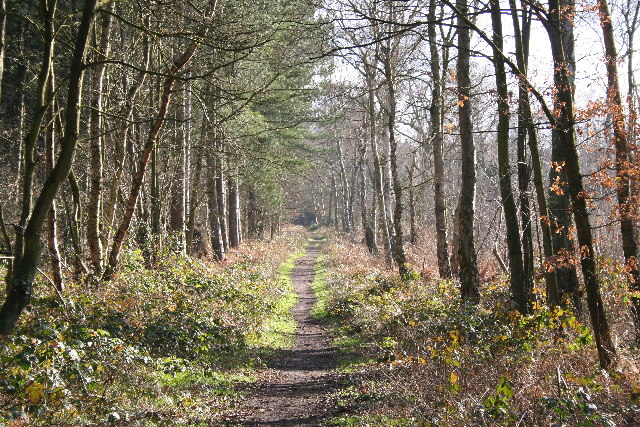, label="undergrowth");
[321,232,640,426]
[0,226,308,425]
